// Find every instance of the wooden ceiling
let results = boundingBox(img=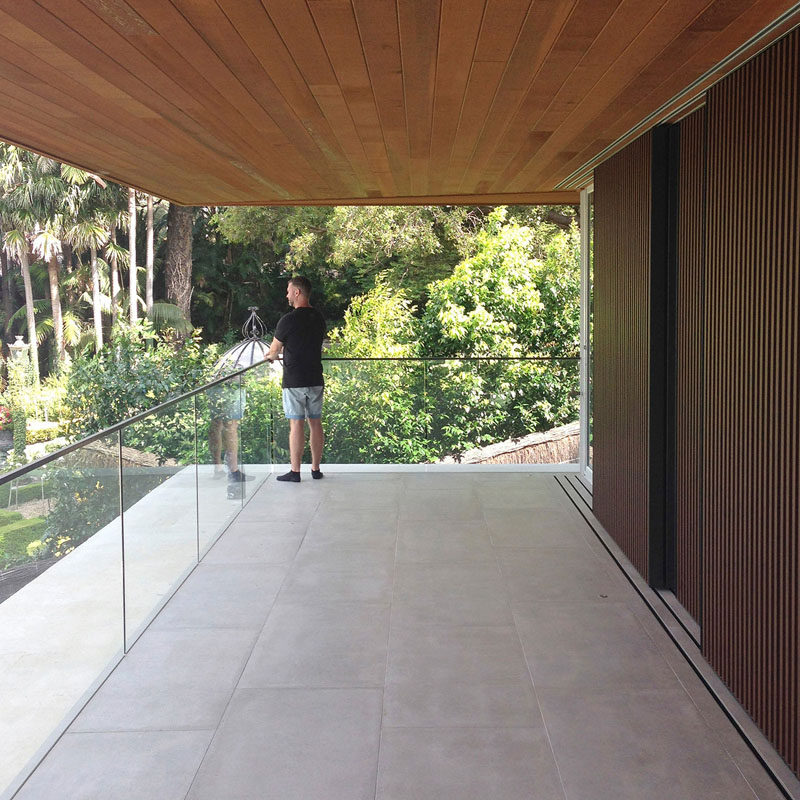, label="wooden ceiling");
[0,0,798,206]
